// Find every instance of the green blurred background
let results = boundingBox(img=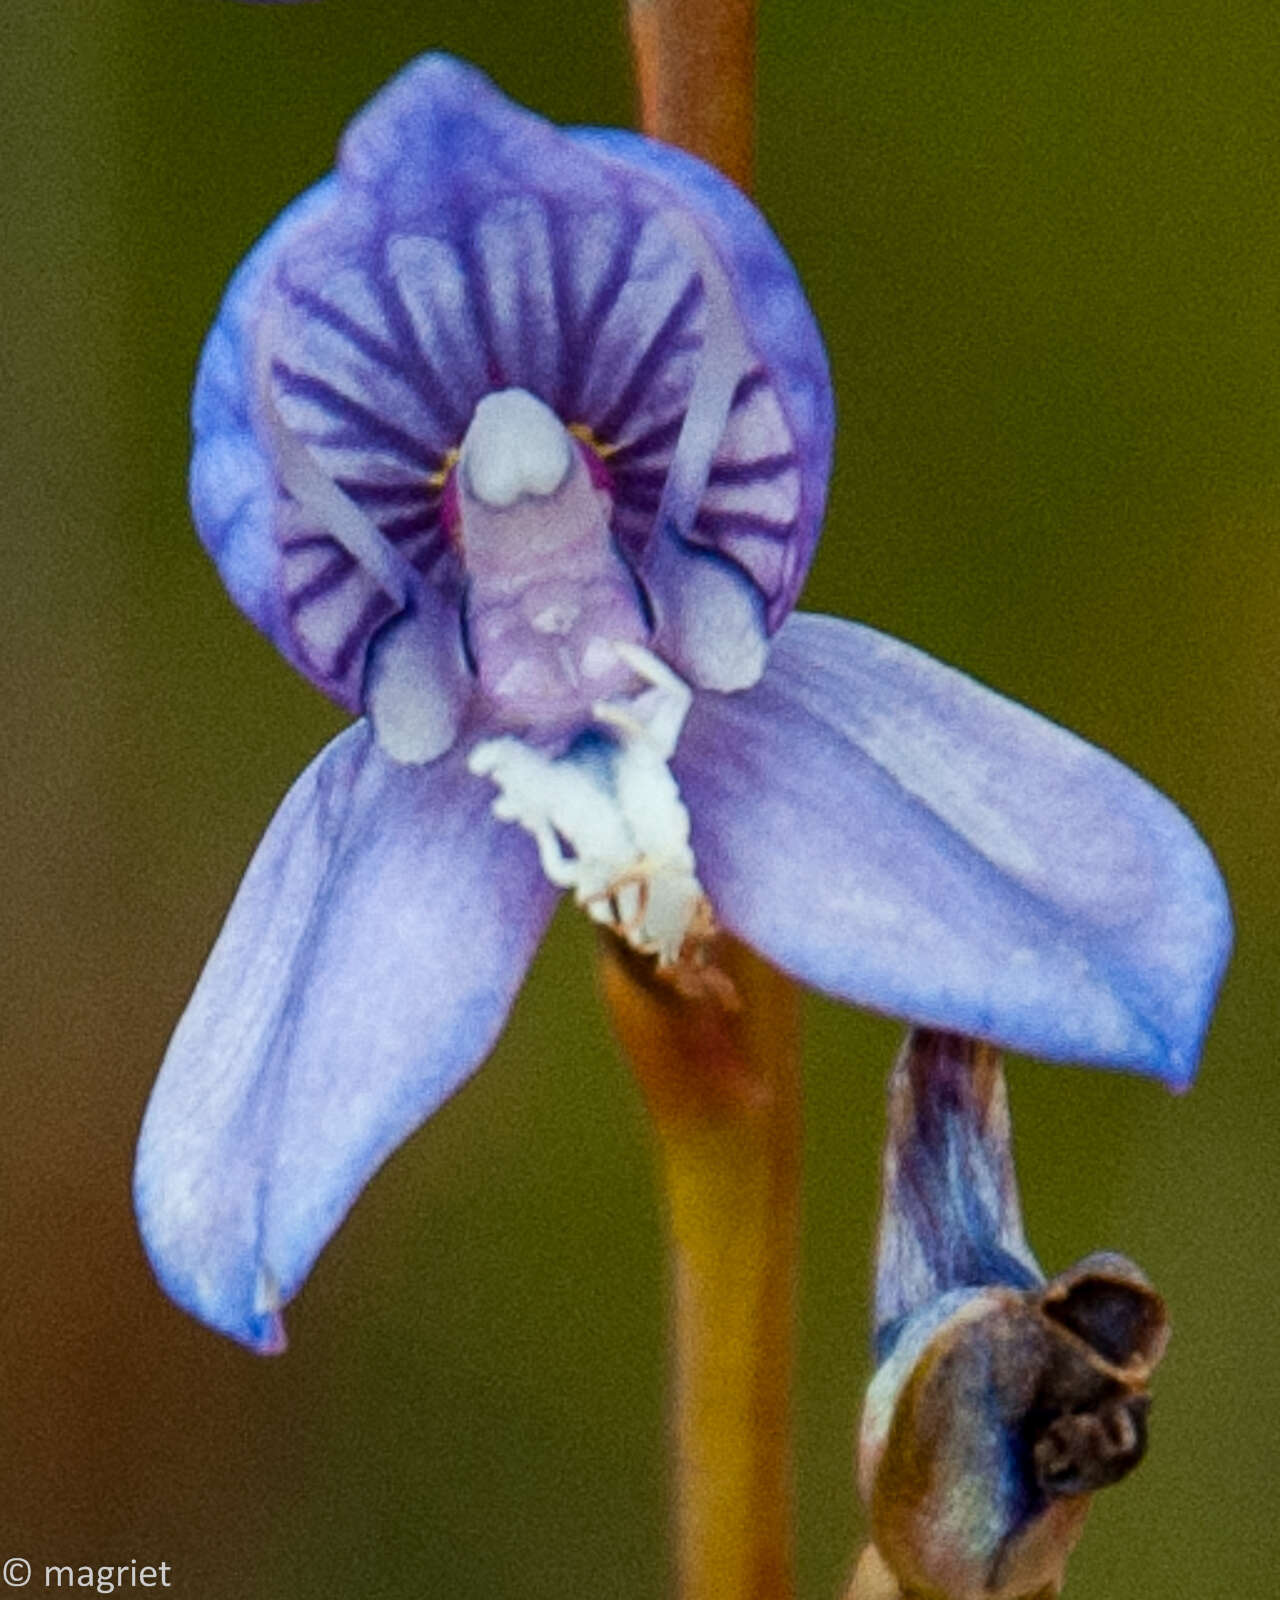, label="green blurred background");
[3,1,1276,1595]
